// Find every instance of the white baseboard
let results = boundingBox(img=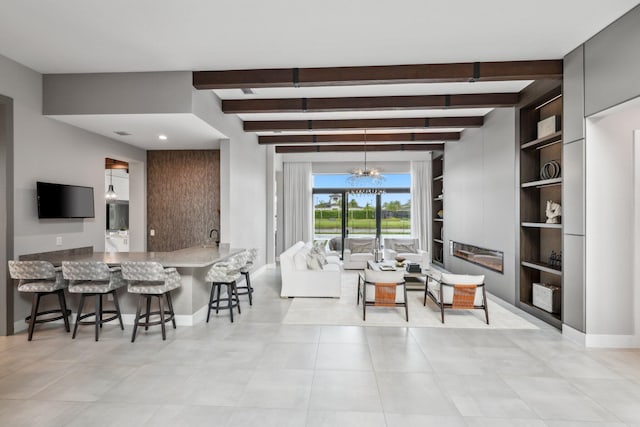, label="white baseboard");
[564,324,640,348]
[585,333,640,348]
